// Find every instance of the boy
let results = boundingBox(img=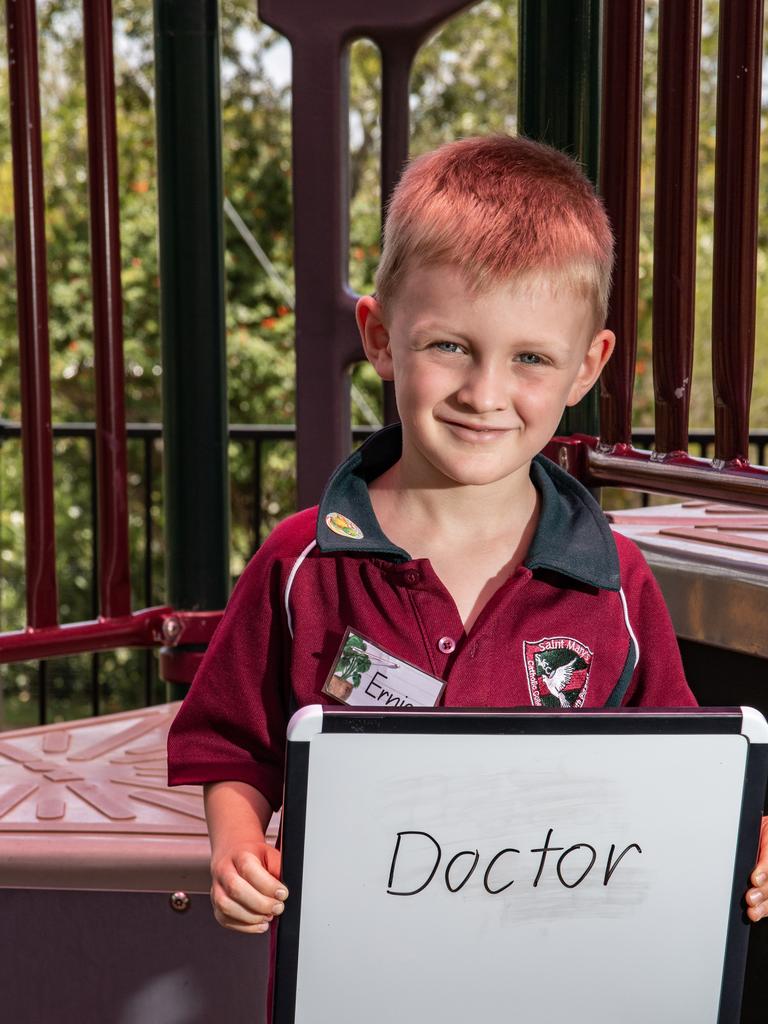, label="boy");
[167,135,768,940]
